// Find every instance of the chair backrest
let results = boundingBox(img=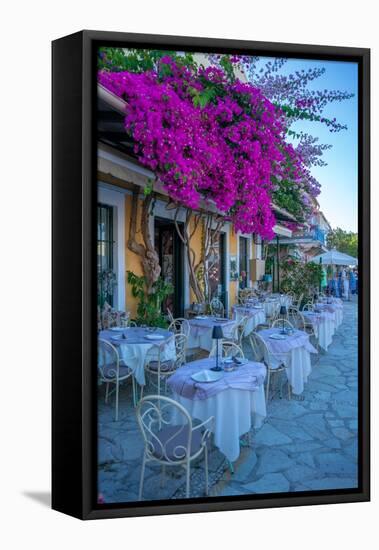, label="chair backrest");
[269,301,281,321]
[239,289,256,305]
[250,332,271,365]
[210,297,224,318]
[136,395,193,463]
[271,318,294,330]
[209,340,245,359]
[168,318,190,338]
[293,293,304,309]
[98,338,119,380]
[166,308,175,323]
[289,309,306,331]
[100,303,130,330]
[173,333,188,367]
[251,331,288,368]
[302,302,314,312]
[148,333,188,372]
[231,315,248,345]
